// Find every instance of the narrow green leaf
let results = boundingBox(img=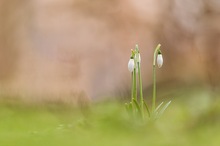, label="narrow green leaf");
[143,100,150,117]
[125,103,129,112]
[133,99,141,114]
[129,102,133,111]
[157,101,171,118]
[155,102,164,112]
